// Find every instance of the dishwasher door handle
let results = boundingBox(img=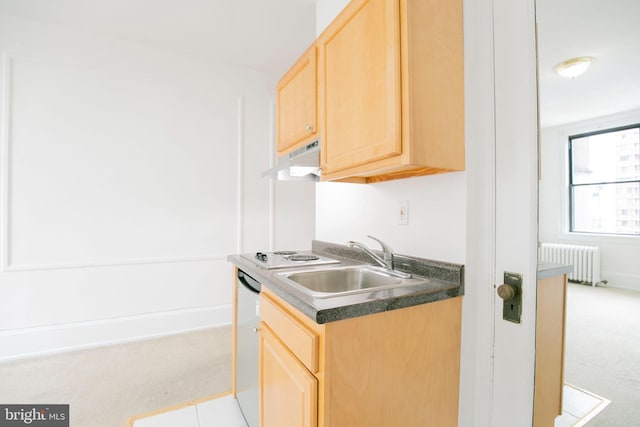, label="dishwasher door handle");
[238,270,261,294]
